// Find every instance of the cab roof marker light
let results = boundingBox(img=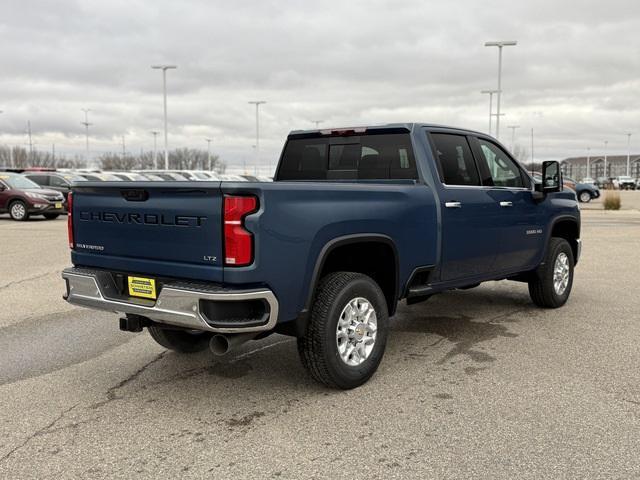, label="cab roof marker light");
[319,127,367,136]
